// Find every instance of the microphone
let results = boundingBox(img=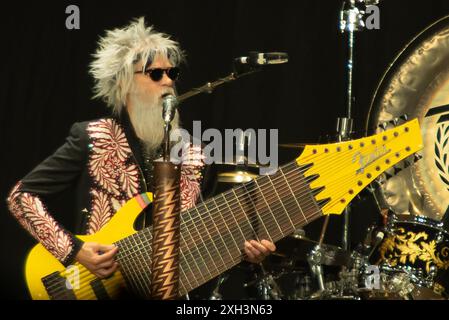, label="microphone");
[162,94,179,124]
[234,52,289,66]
